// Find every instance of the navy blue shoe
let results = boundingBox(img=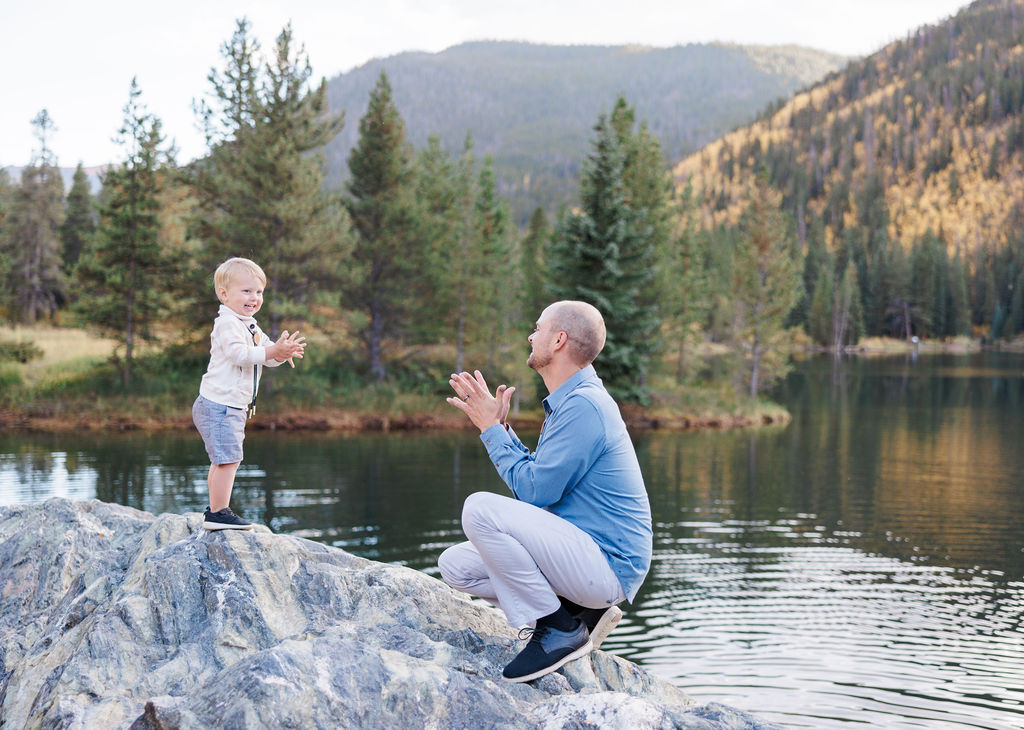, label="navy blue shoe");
[202,507,253,531]
[502,619,592,683]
